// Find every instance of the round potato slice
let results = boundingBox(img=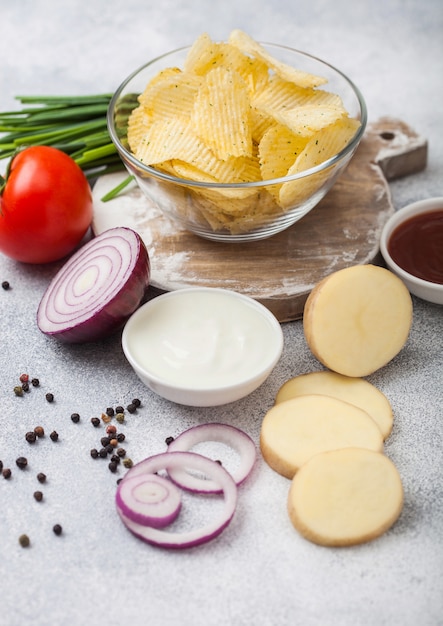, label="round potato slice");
[287,447,403,546]
[275,370,393,439]
[260,394,383,479]
[303,264,413,377]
